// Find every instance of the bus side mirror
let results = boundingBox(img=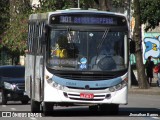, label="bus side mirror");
[129,38,135,54]
[41,25,49,45]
